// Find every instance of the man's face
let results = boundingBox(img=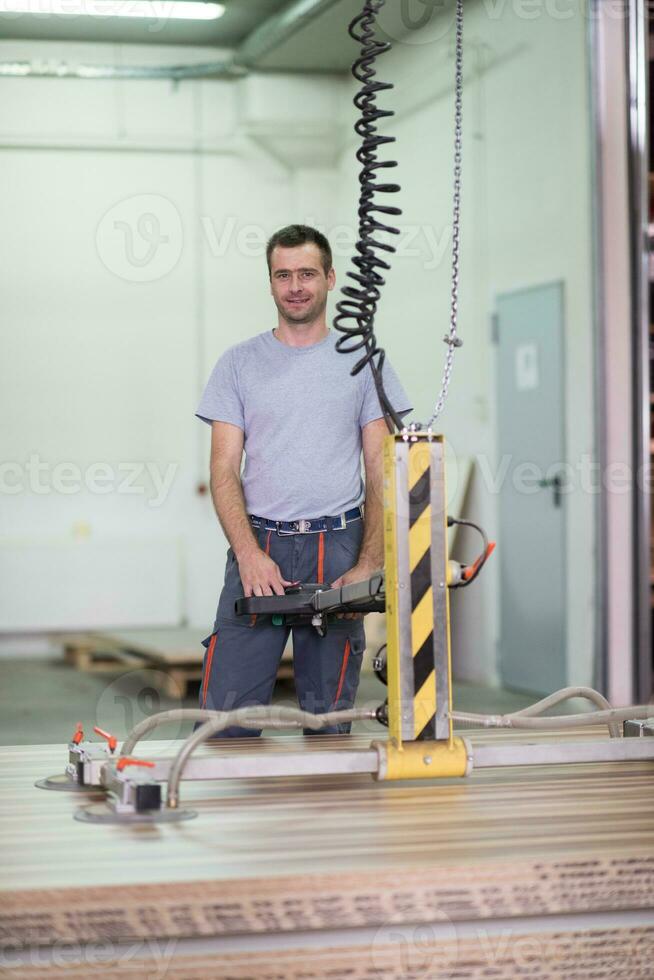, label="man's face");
[269,243,335,325]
